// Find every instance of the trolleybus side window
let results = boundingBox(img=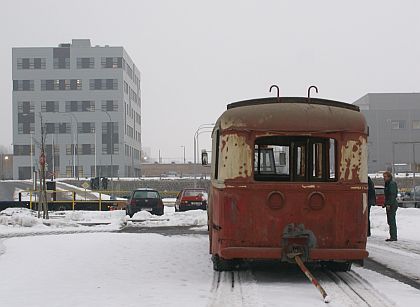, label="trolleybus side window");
[213,129,220,179]
[329,139,336,180]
